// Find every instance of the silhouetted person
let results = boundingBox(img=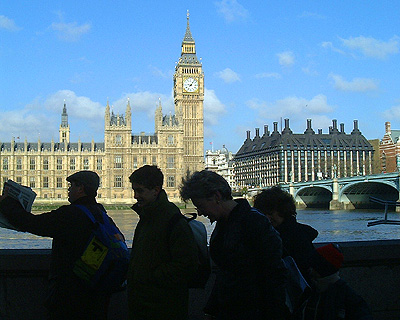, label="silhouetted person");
[0,171,120,319]
[254,186,318,282]
[180,170,289,320]
[127,165,198,320]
